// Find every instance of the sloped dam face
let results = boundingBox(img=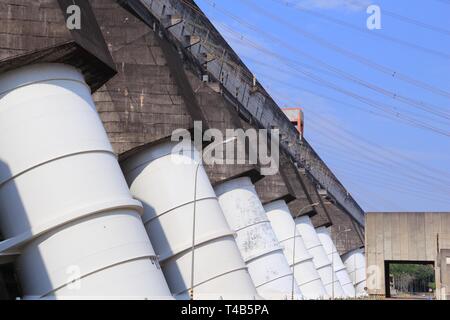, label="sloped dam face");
[0,0,365,300]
